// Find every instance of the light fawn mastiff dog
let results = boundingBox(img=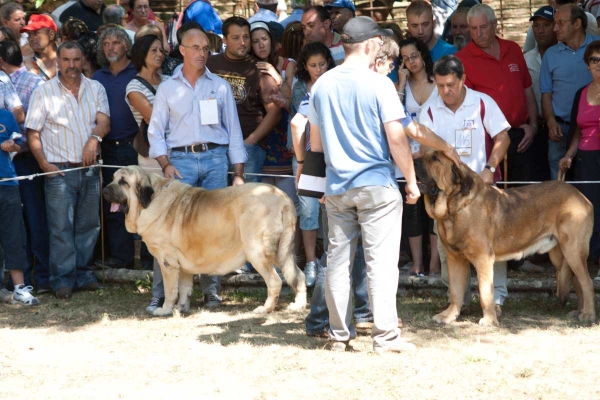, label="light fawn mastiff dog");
[414,151,596,326]
[102,166,307,316]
